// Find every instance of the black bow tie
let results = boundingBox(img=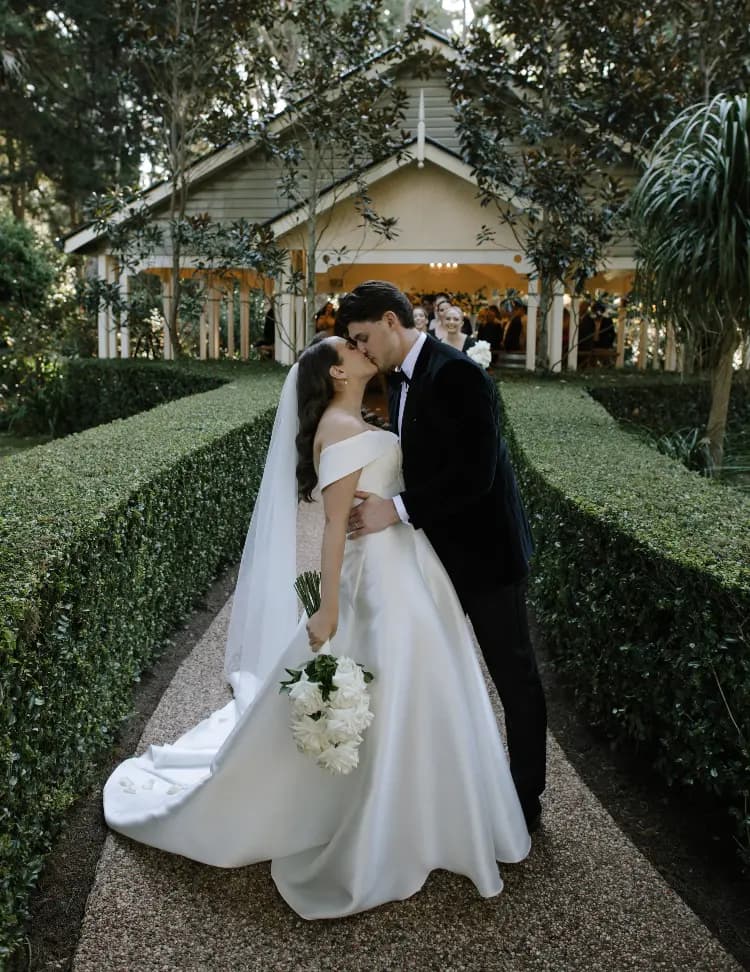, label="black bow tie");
[390,369,410,386]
